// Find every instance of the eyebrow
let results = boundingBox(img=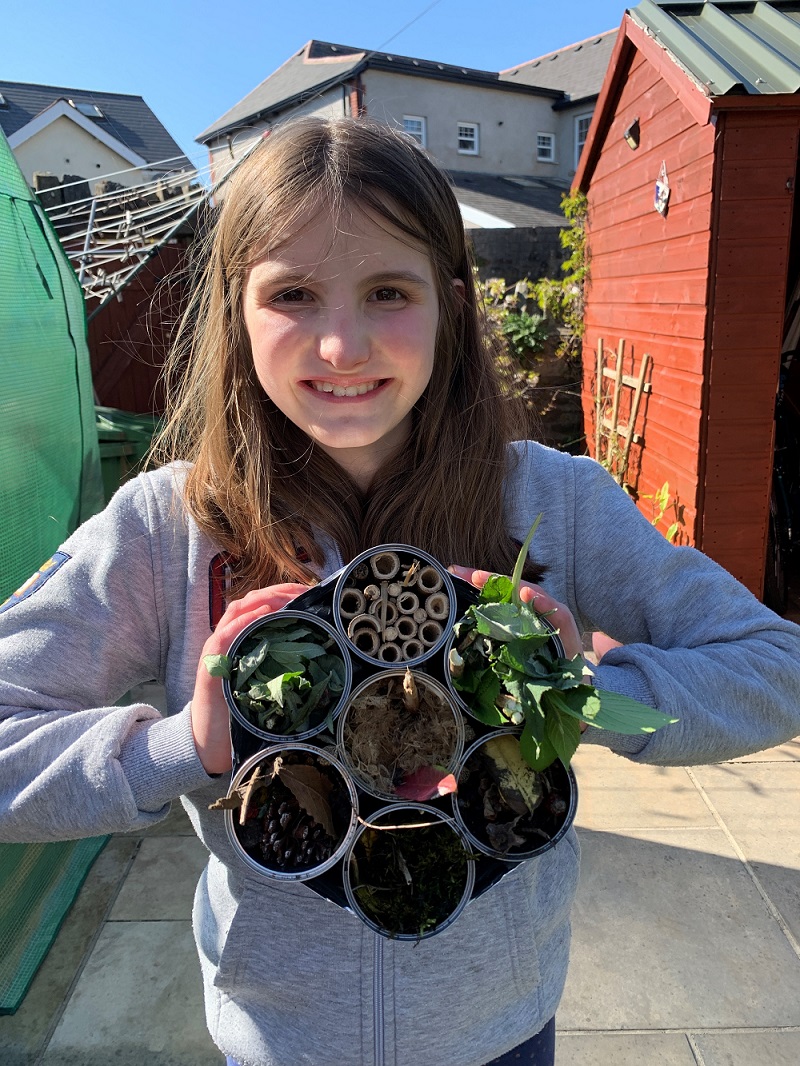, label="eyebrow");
[363,270,432,289]
[249,266,432,290]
